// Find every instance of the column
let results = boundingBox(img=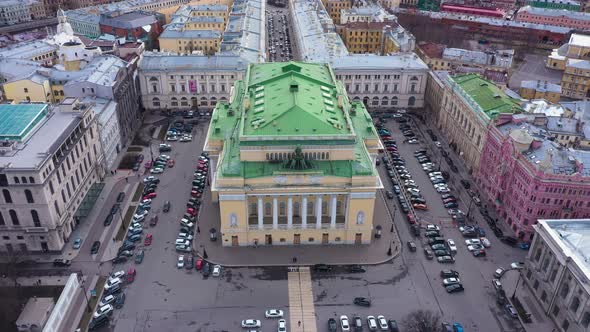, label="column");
[272,196,278,229]
[301,196,307,228]
[316,195,322,229]
[287,196,293,229]
[257,197,263,230]
[330,195,337,228]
